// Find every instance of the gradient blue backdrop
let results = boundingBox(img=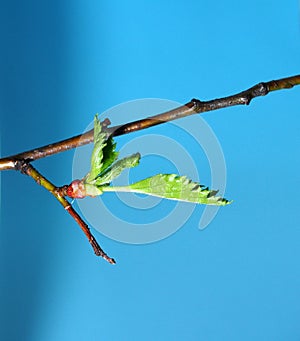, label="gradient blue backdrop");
[1,1,300,340]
